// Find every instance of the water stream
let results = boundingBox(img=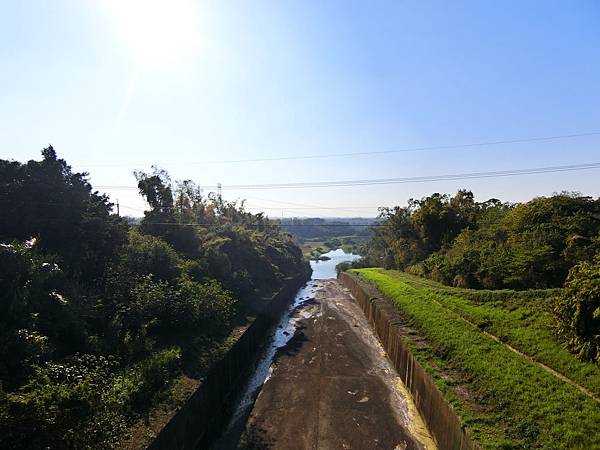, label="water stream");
[310,248,362,280]
[210,249,360,449]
